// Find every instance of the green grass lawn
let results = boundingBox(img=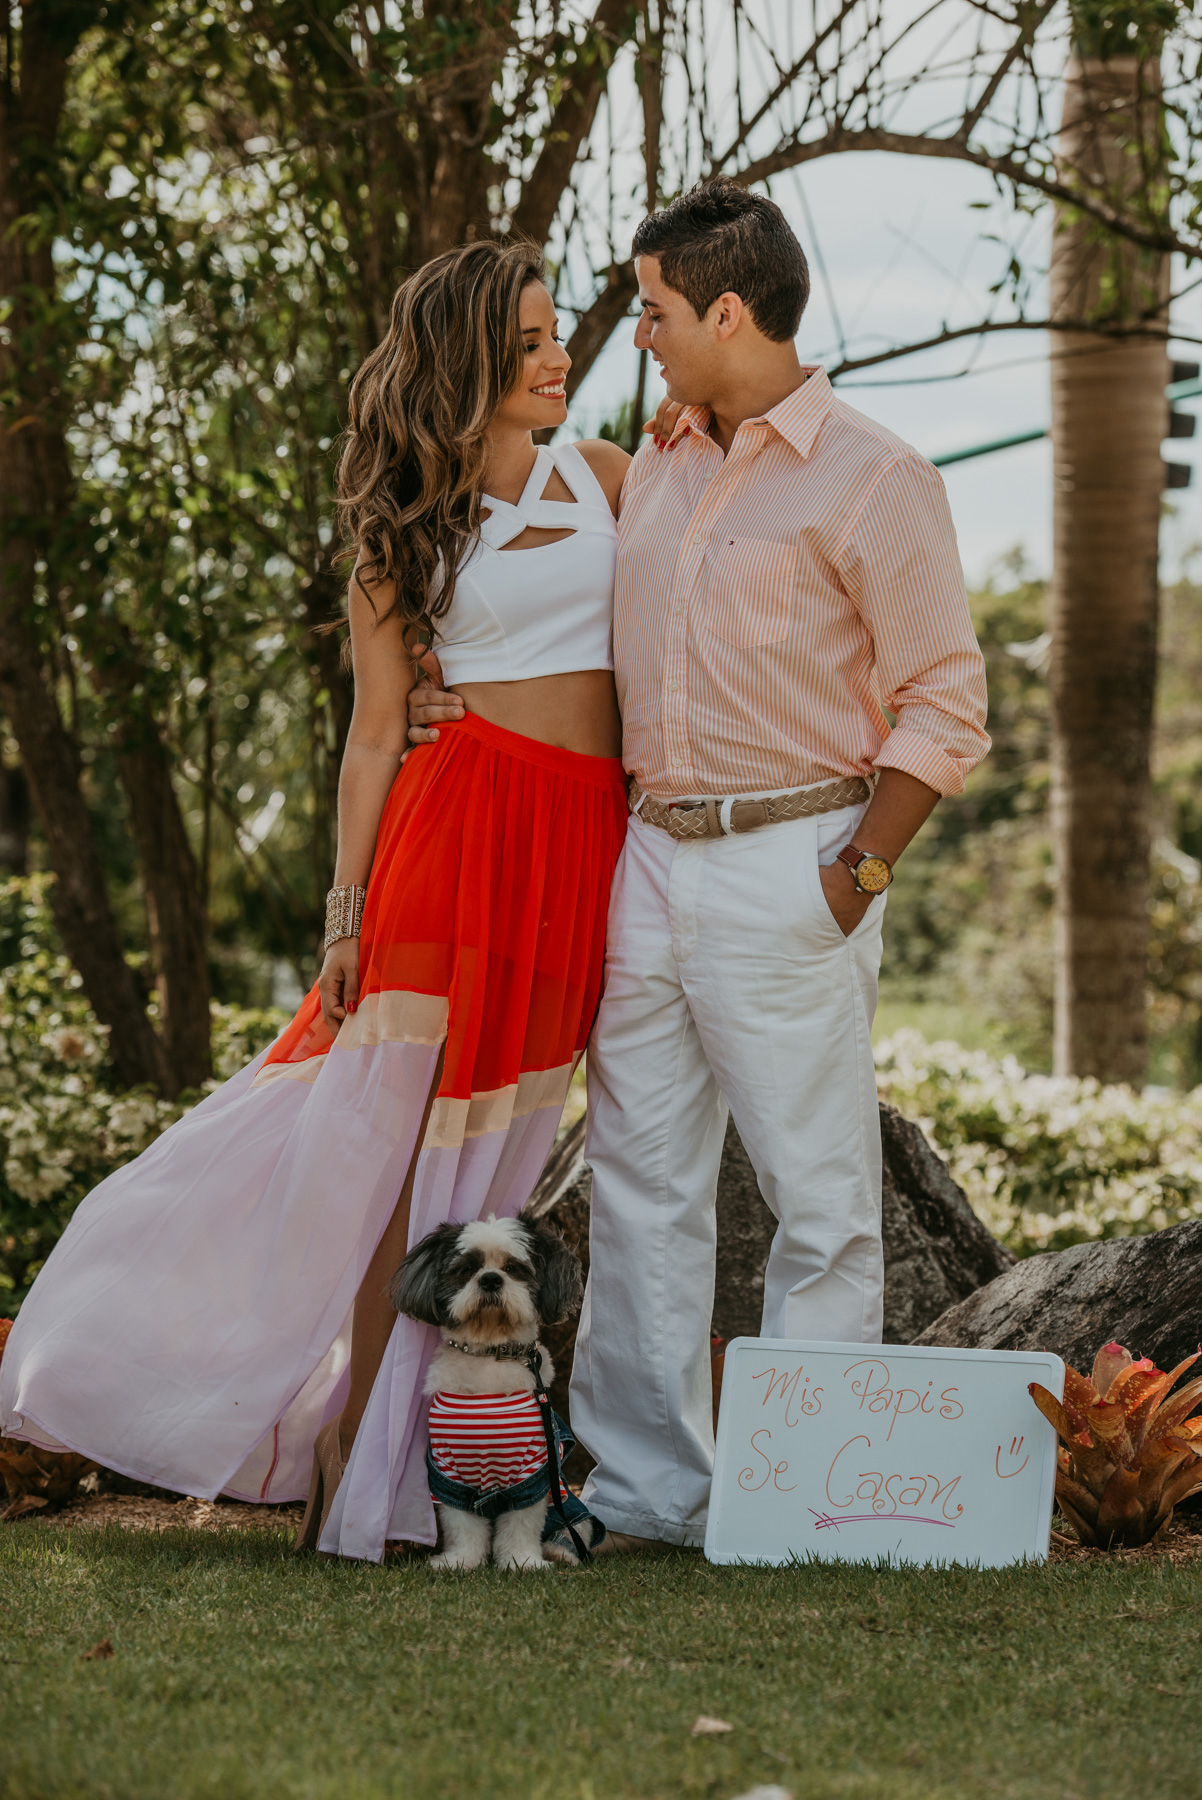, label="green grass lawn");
[870,997,1020,1058]
[1,1526,1198,1800]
